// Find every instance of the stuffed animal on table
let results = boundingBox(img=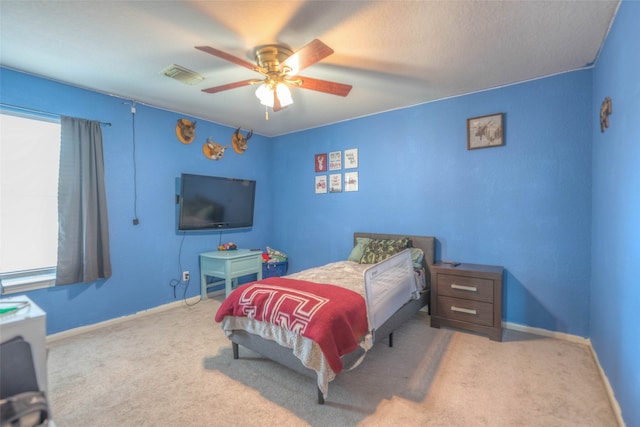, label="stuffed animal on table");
[217,242,237,251]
